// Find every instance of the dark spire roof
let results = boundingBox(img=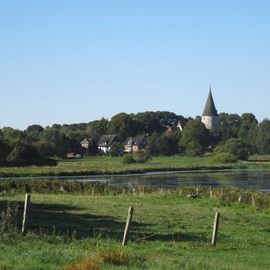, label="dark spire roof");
[202,88,218,116]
